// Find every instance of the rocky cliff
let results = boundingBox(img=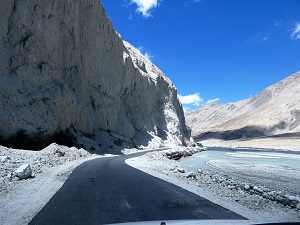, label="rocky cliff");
[0,0,191,150]
[186,71,300,141]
